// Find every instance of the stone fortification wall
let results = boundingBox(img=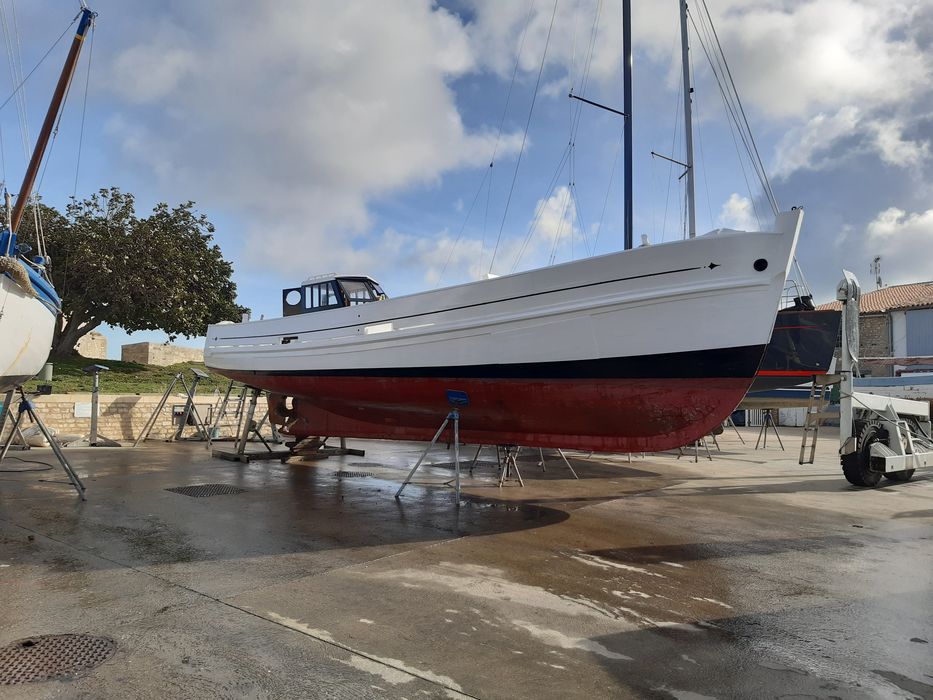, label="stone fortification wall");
[121,342,204,366]
[0,393,217,442]
[75,331,107,359]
